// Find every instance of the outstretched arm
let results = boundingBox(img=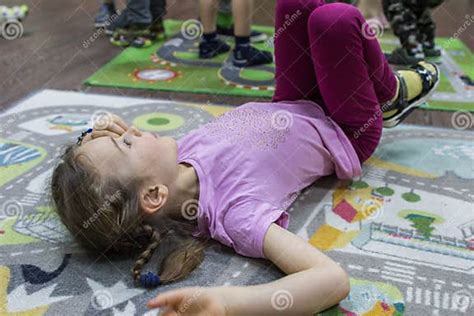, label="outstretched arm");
[148,224,349,315]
